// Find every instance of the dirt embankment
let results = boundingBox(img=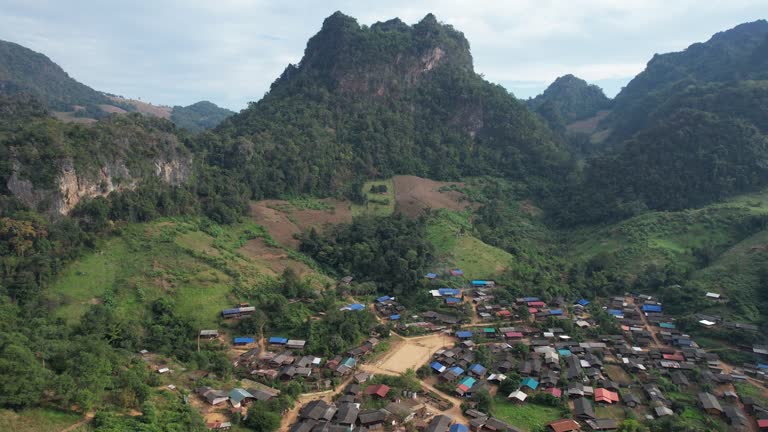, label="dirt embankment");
[393,175,473,217]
